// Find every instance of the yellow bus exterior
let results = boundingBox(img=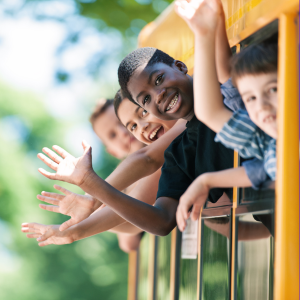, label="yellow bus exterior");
[128,1,299,299]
